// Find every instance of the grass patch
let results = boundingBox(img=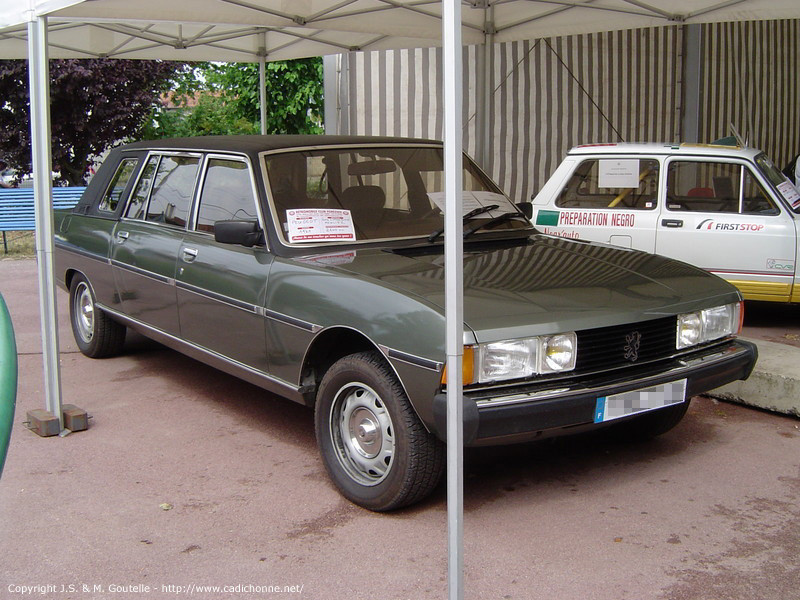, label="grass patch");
[1,231,36,257]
